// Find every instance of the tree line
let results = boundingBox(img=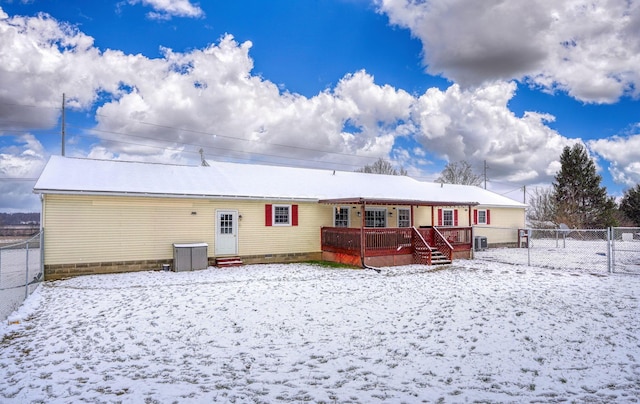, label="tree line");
[357,145,640,229]
[0,212,40,226]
